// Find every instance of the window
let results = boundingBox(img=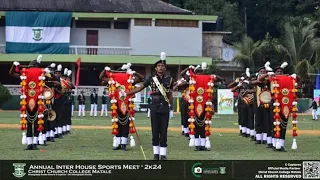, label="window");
[202,22,216,32]
[134,19,152,26]
[76,20,111,28]
[114,21,129,29]
[155,19,198,28]
[0,18,5,27]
